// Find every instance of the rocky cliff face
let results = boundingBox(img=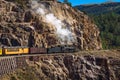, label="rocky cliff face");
[0,0,102,50]
[1,50,120,80]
